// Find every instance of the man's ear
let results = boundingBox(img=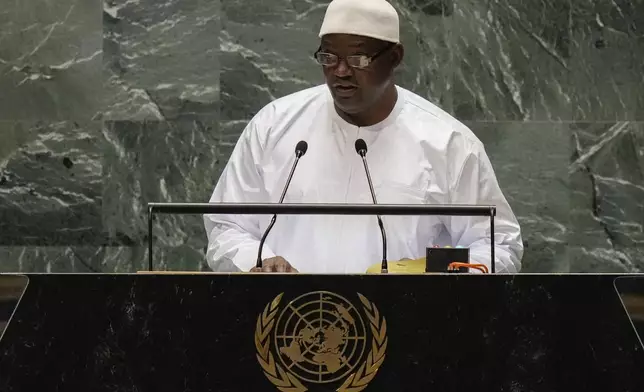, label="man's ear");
[391,43,404,68]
